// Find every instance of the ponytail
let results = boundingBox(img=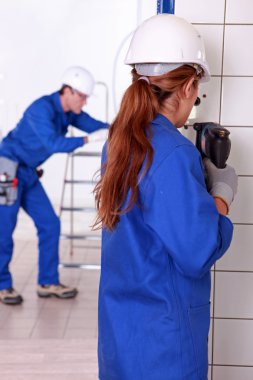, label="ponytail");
[93,65,201,230]
[93,69,158,230]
